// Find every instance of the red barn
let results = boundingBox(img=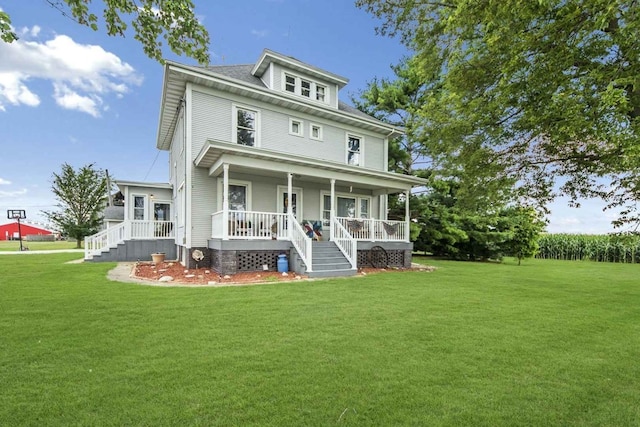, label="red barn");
[0,222,54,241]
